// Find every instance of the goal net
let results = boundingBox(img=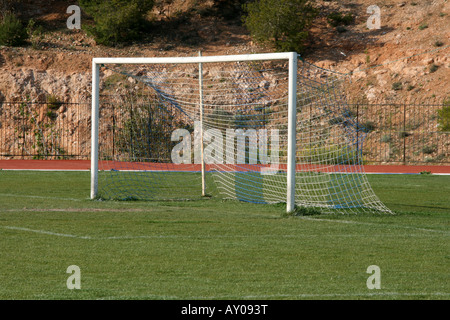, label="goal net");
[91,53,391,214]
